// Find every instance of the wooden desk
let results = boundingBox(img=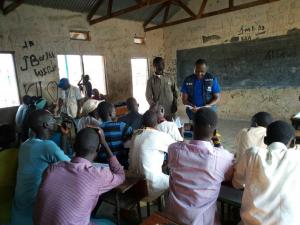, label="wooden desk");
[218,185,243,207]
[218,184,243,223]
[141,212,185,225]
[102,177,146,225]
